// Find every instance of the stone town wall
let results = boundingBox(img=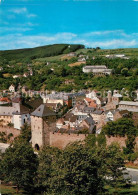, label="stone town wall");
[0,126,20,141]
[106,136,138,150]
[49,133,138,150]
[49,132,86,149]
